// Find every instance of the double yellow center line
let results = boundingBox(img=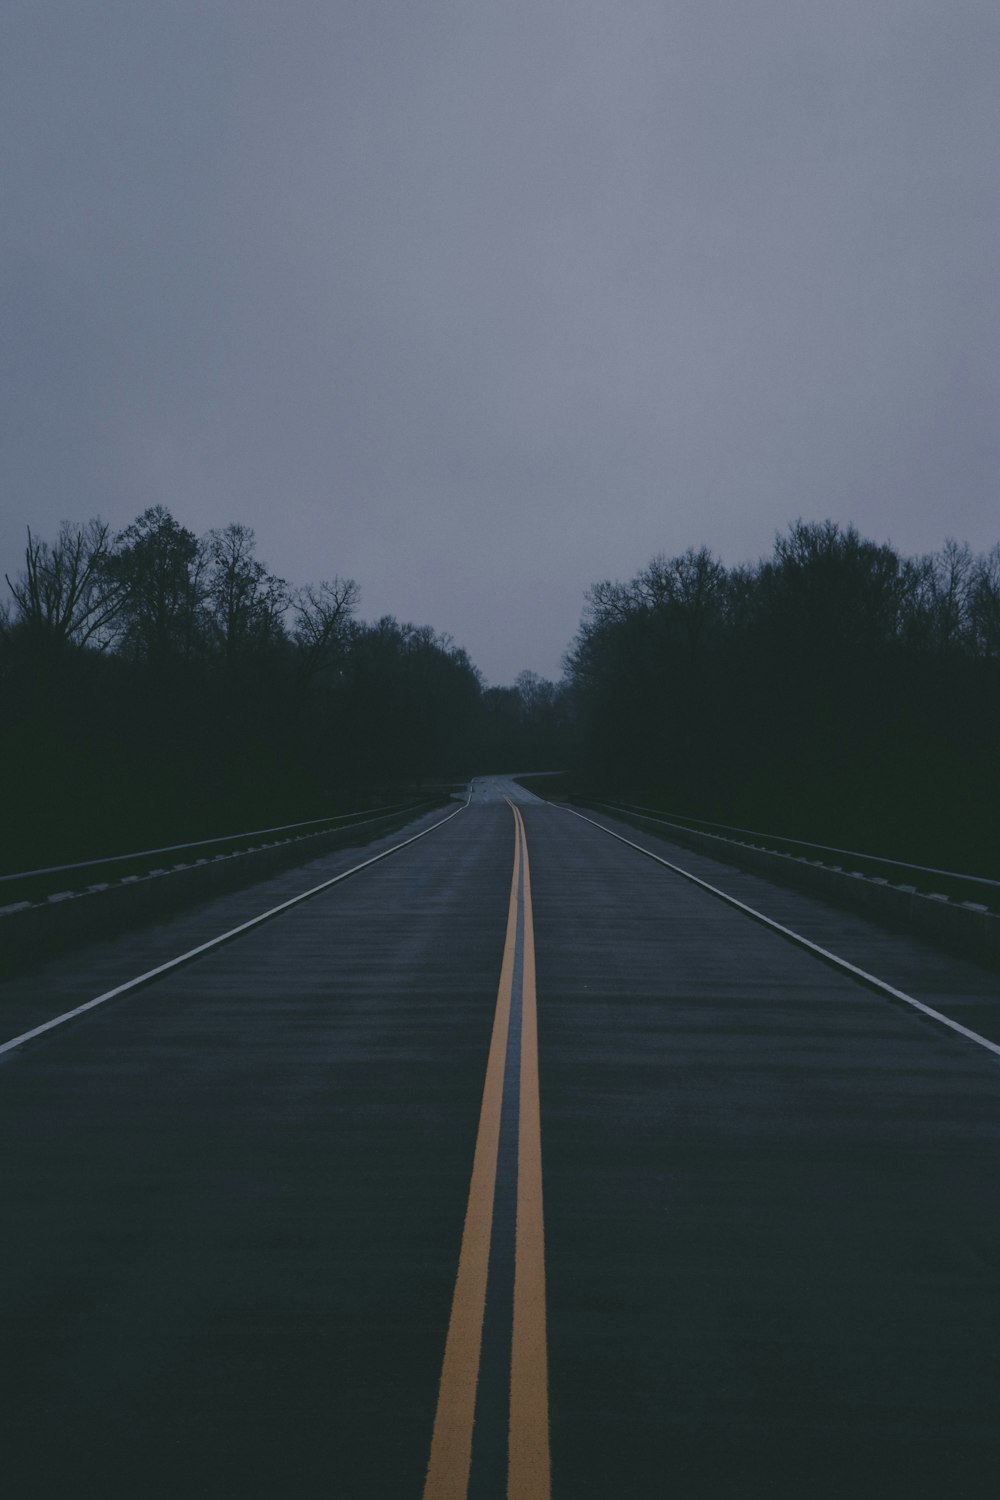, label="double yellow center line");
[423,801,550,1499]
